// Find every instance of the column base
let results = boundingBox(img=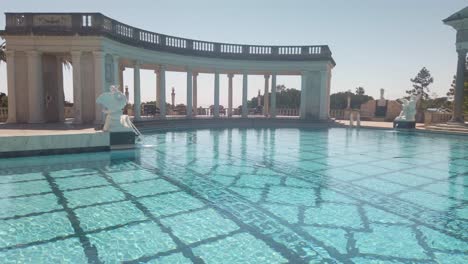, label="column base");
[448,117,465,124]
[393,120,416,129]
